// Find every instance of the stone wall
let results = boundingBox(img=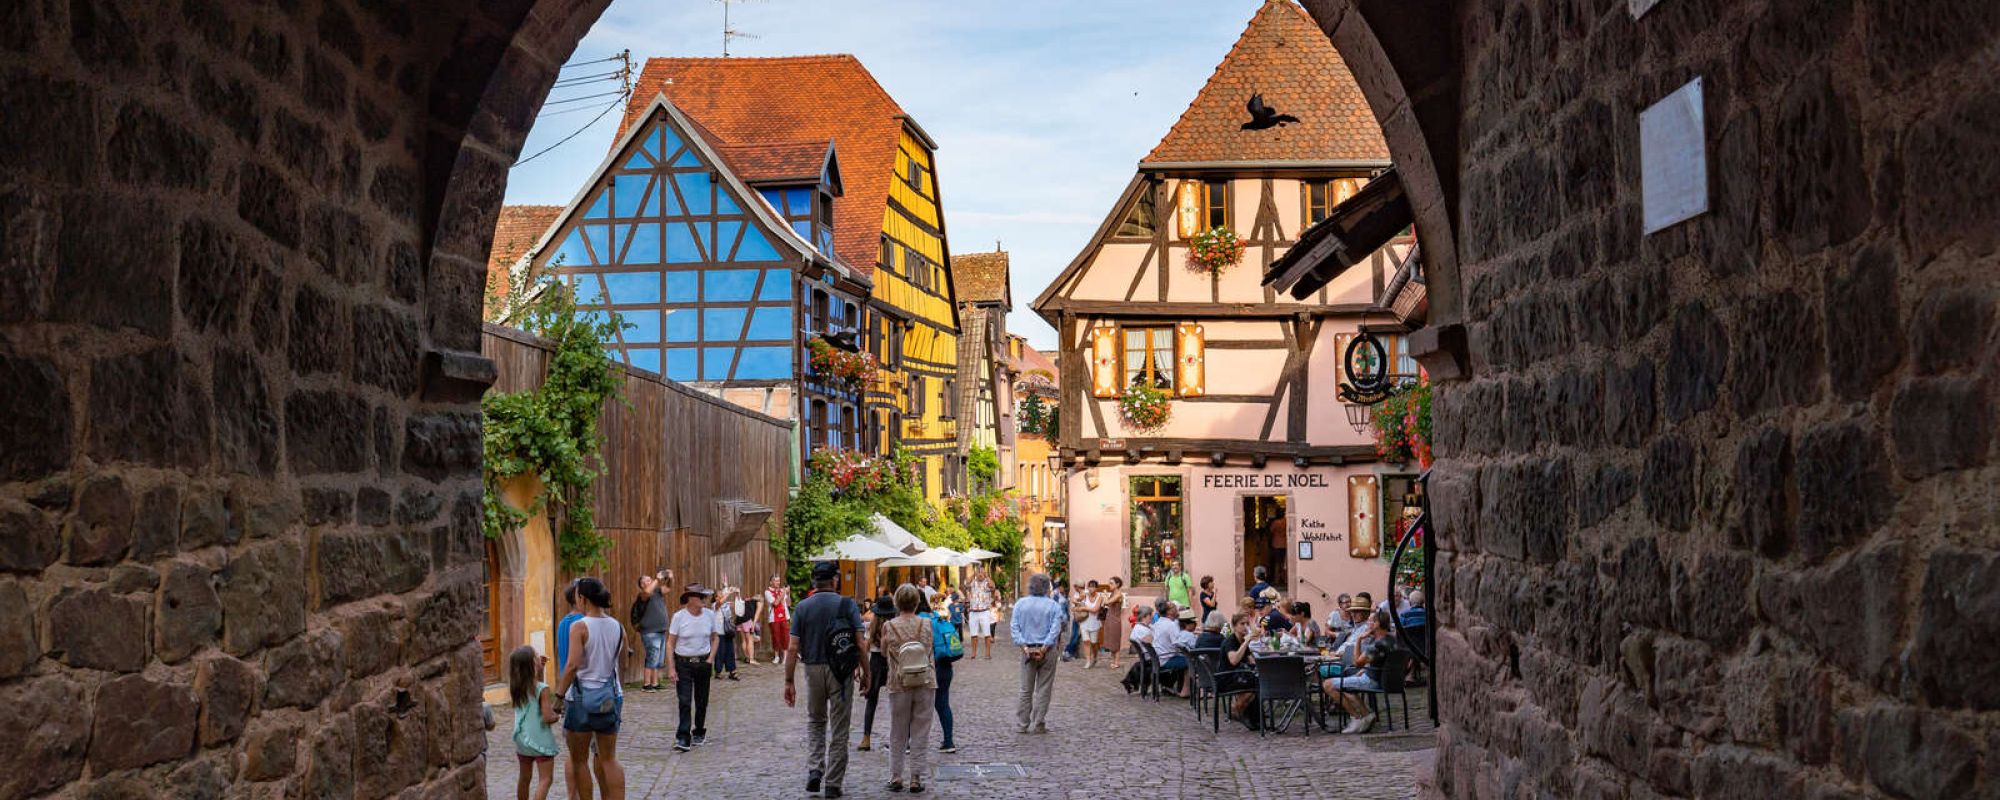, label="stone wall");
[1418,0,2000,796]
[0,0,604,796]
